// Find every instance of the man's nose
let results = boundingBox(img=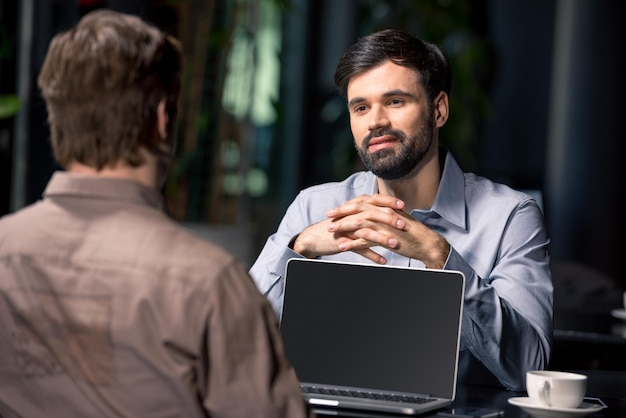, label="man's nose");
[368,107,390,131]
